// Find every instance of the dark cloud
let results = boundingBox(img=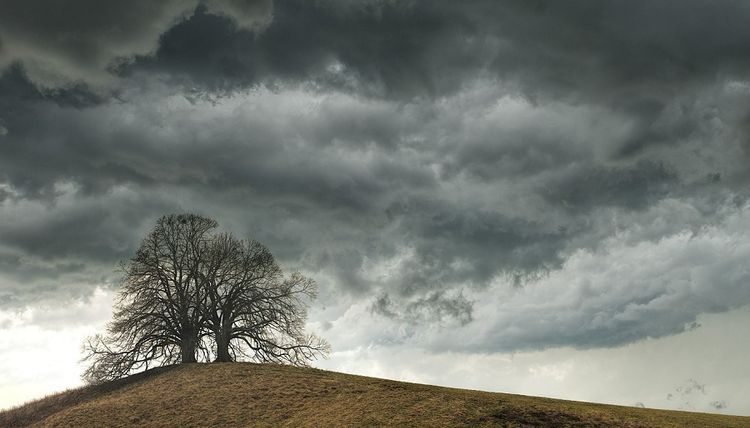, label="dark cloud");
[1,0,750,357]
[372,291,473,327]
[4,0,750,108]
[0,64,103,123]
[0,0,275,91]
[540,161,678,212]
[128,7,261,92]
[0,0,196,87]
[2,204,139,262]
[386,196,569,291]
[111,1,750,105]
[333,209,750,354]
[116,0,750,170]
[125,1,479,97]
